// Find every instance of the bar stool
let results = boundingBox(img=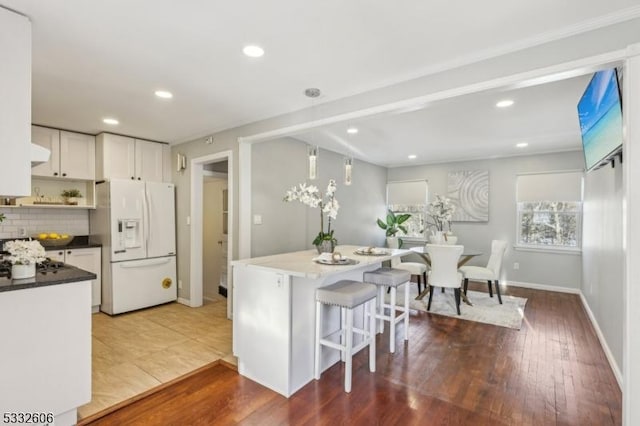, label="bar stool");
[363,267,411,353]
[314,280,377,393]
